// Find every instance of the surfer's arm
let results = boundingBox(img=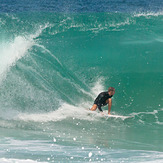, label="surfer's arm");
[108,98,112,115]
